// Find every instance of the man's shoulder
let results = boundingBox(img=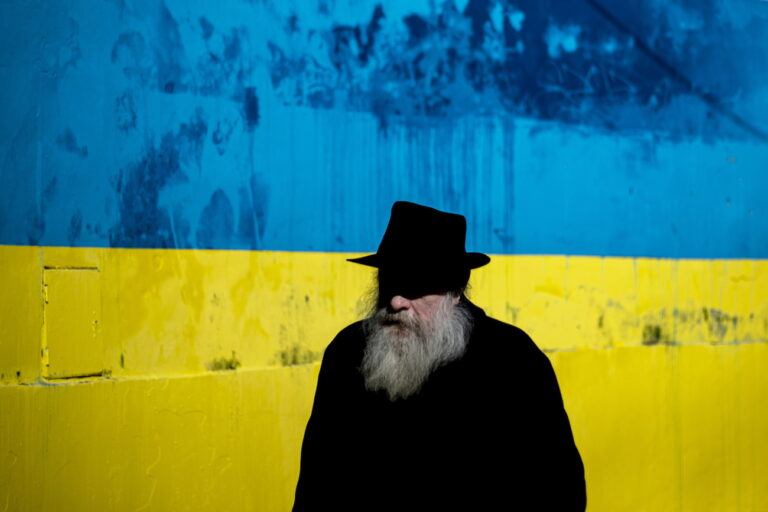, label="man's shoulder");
[478,313,528,337]
[334,320,366,344]
[472,311,548,363]
[322,320,366,363]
